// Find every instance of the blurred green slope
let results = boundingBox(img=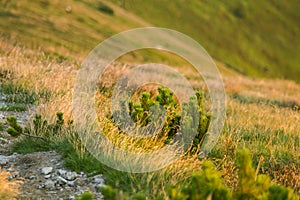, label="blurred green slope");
[110,0,300,81]
[0,0,299,82]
